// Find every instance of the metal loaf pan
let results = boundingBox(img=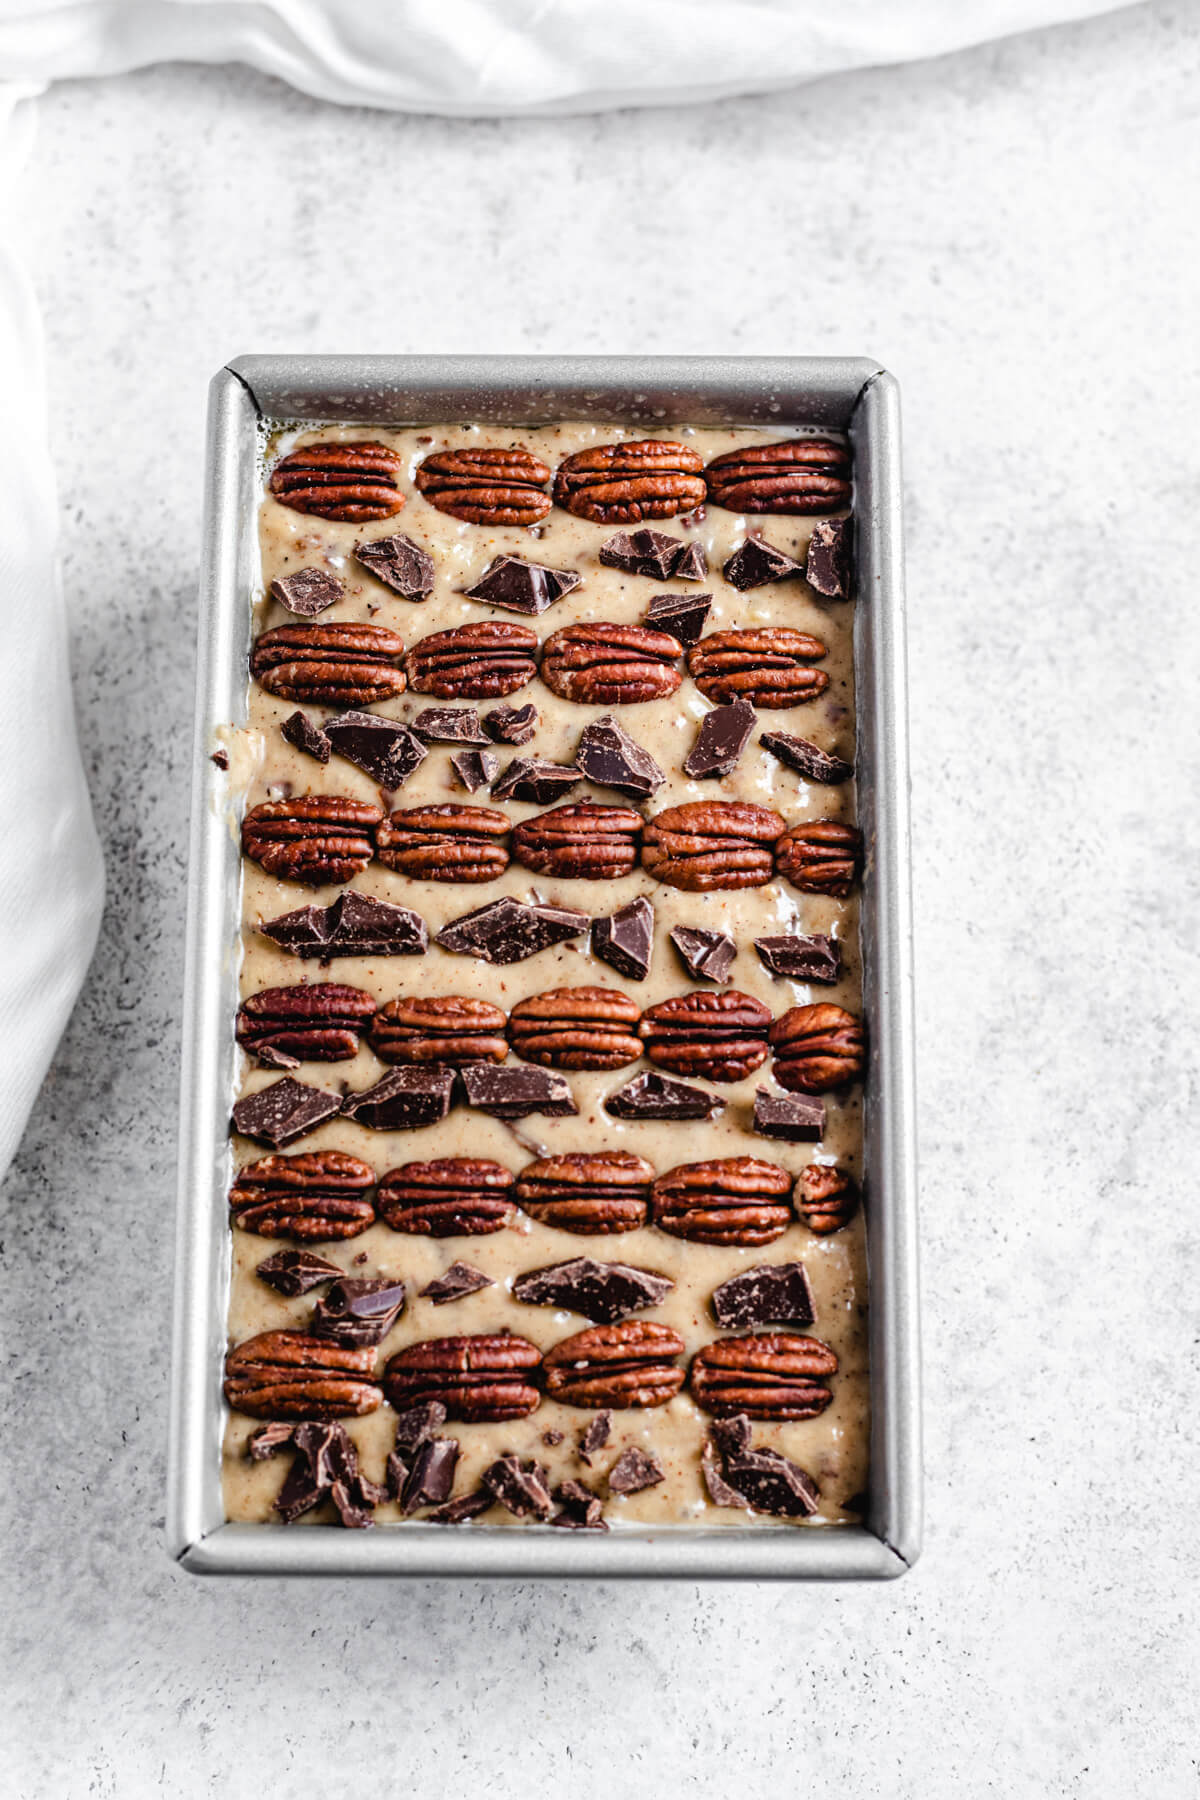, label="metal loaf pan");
[167,355,920,1579]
